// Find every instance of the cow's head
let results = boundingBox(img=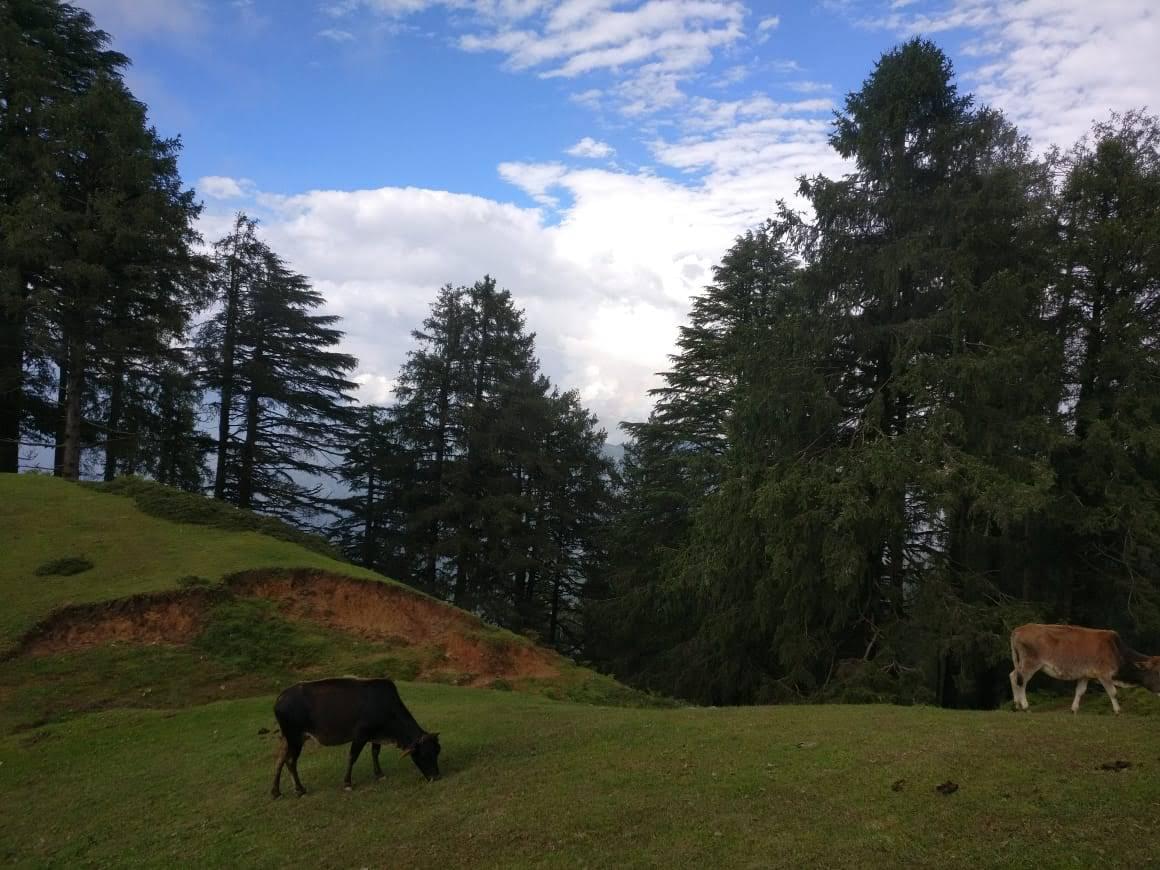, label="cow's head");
[1139,657,1160,693]
[402,732,441,782]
